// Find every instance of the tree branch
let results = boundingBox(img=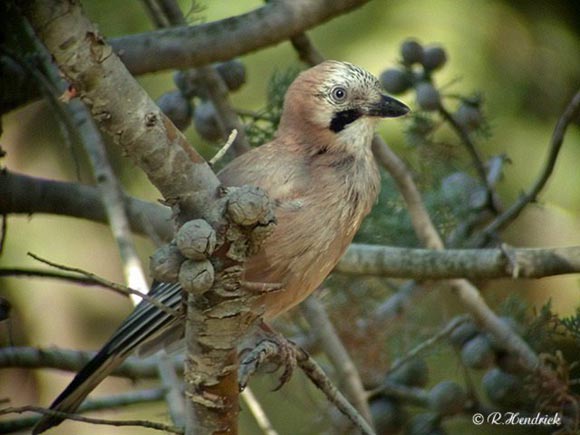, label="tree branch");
[0,347,182,379]
[0,170,173,242]
[110,0,371,75]
[0,404,182,434]
[338,244,580,279]
[471,89,580,246]
[371,138,542,372]
[143,0,250,156]
[301,297,372,424]
[24,0,219,224]
[4,171,579,281]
